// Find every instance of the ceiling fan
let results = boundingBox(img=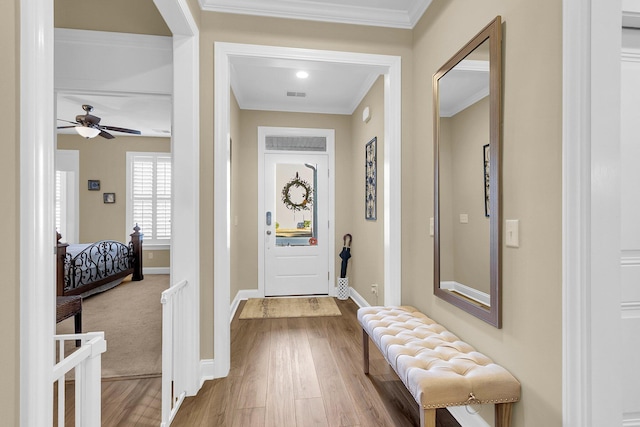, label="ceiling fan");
[57,104,141,139]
